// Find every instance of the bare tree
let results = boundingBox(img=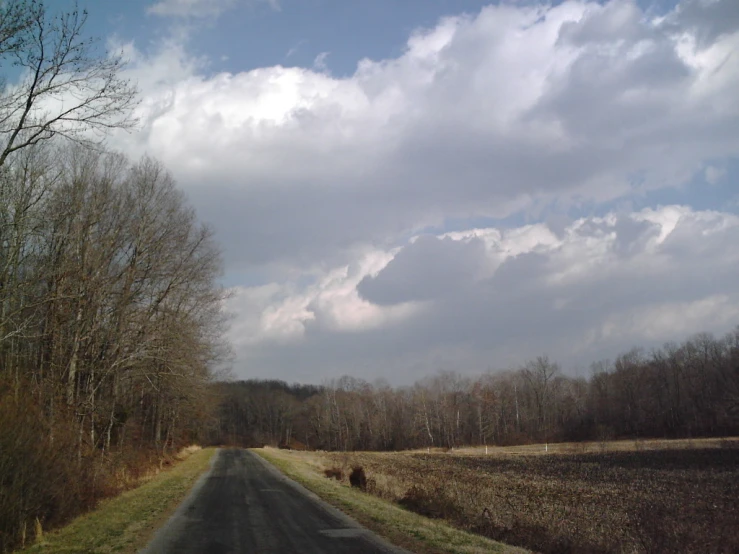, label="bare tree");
[521,356,559,440]
[0,1,137,168]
